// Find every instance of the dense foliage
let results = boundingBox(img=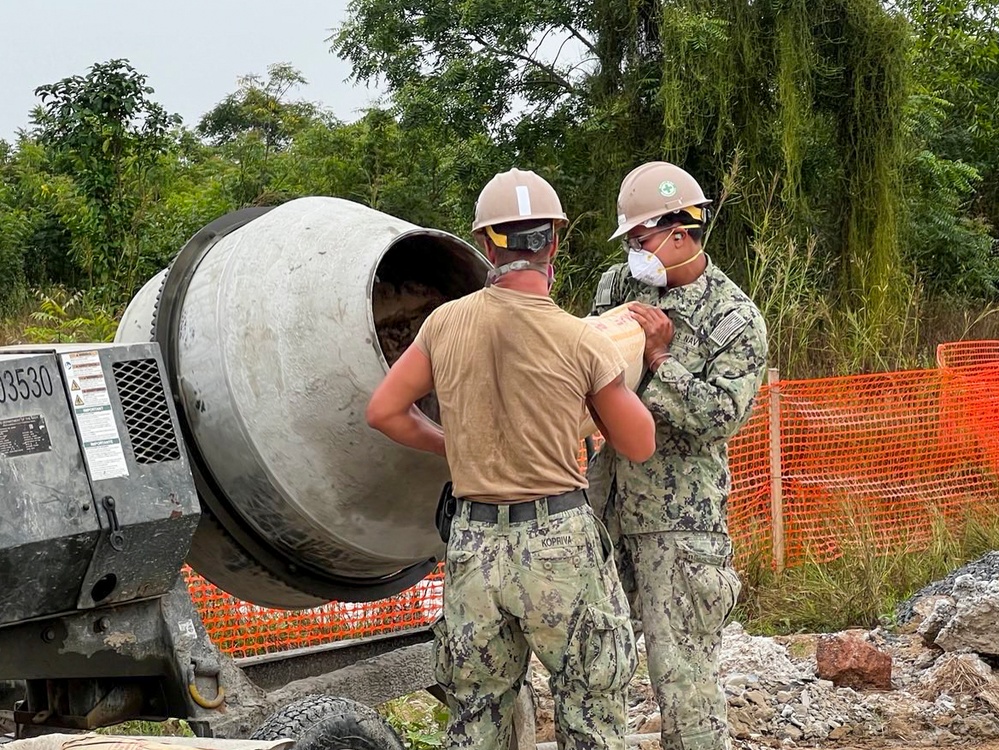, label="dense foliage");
[1,0,996,375]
